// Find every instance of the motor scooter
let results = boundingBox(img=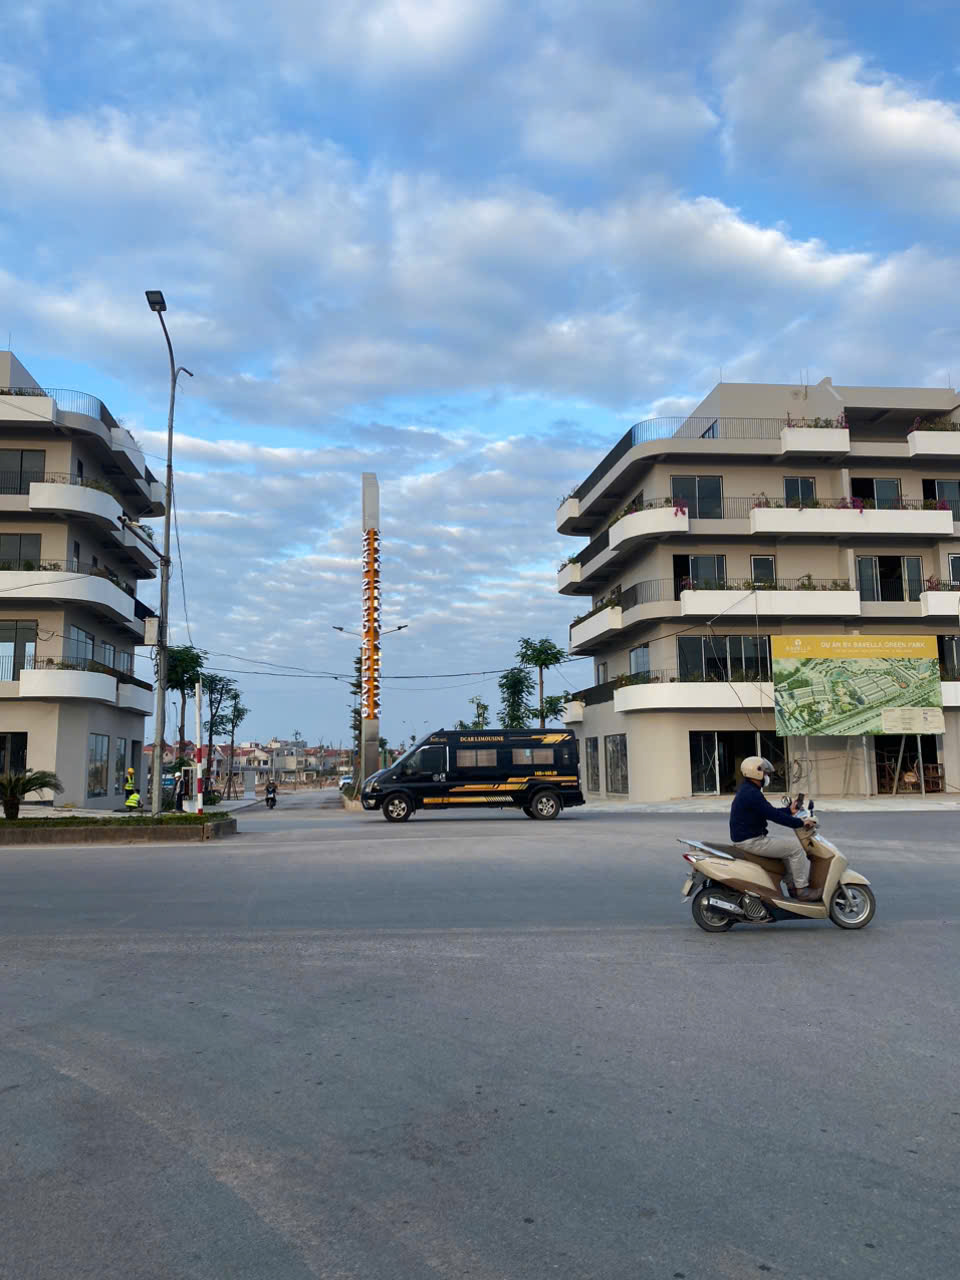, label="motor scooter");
[265,790,277,810]
[679,796,876,932]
